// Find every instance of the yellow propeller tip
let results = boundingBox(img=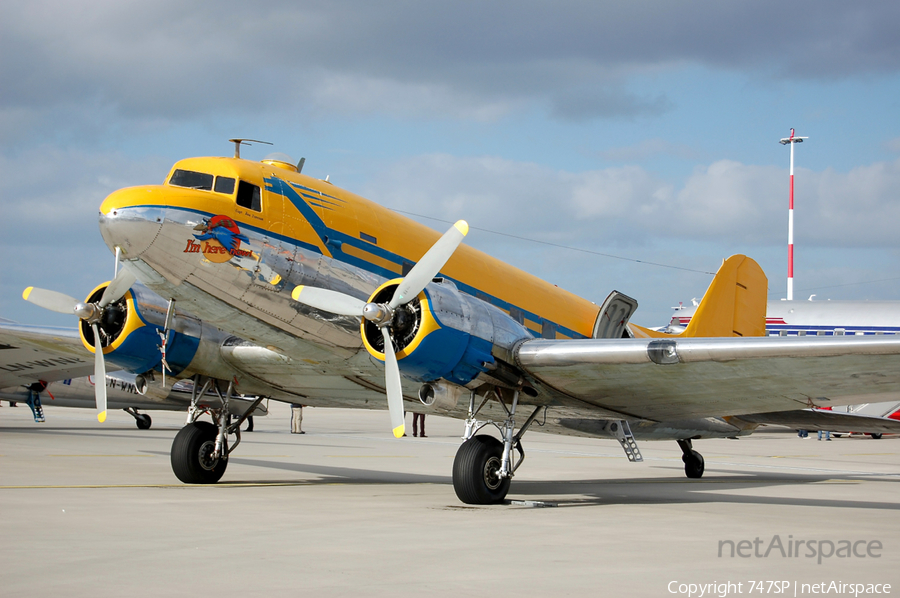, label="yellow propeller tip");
[291,285,305,301]
[97,411,107,423]
[393,424,405,438]
[23,287,33,300]
[455,220,469,236]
